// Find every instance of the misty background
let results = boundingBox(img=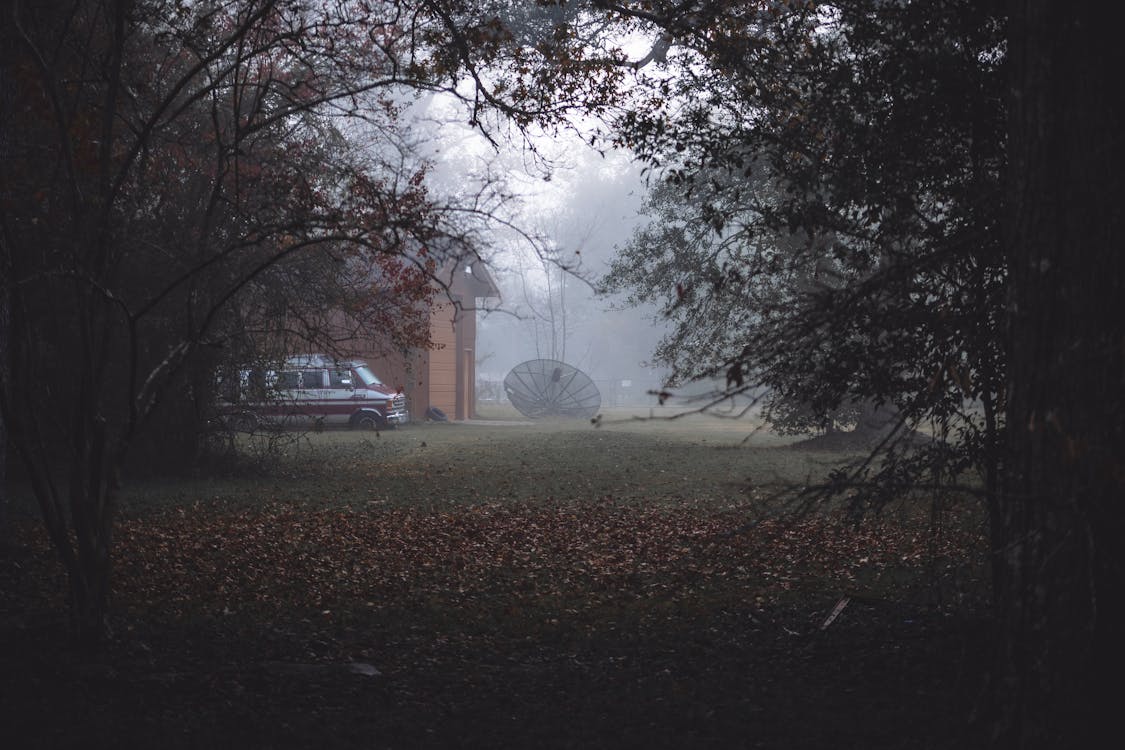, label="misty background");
[410,91,673,408]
